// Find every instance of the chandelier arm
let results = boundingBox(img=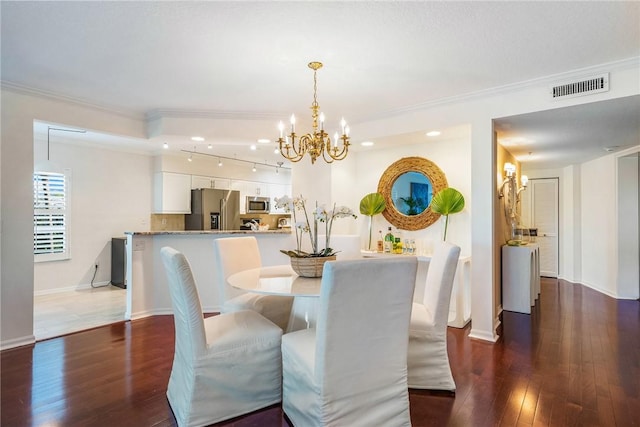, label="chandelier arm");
[320,133,335,164]
[279,134,306,162]
[326,135,350,161]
